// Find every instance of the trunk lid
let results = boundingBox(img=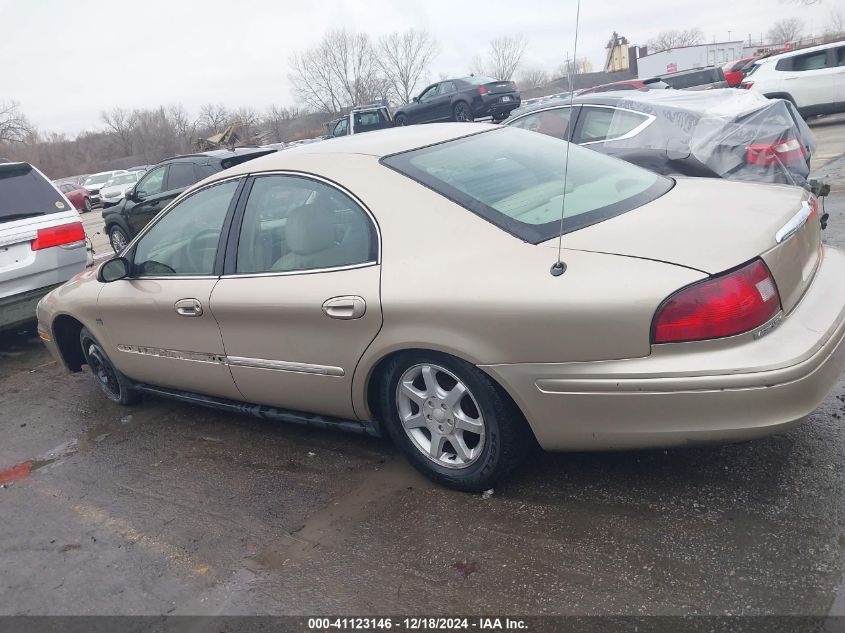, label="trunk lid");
[555,178,819,313]
[484,81,517,95]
